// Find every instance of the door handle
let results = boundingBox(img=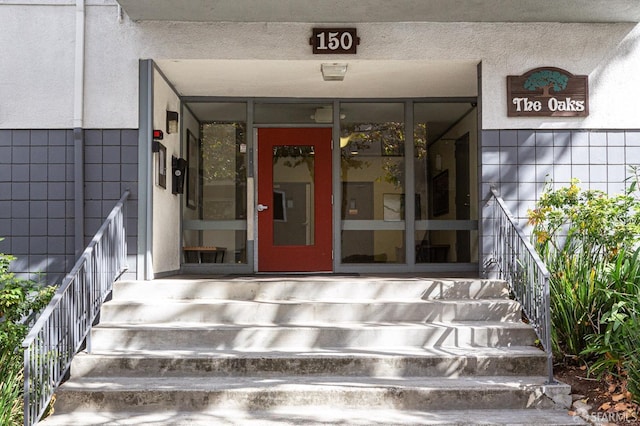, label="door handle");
[257,204,269,212]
